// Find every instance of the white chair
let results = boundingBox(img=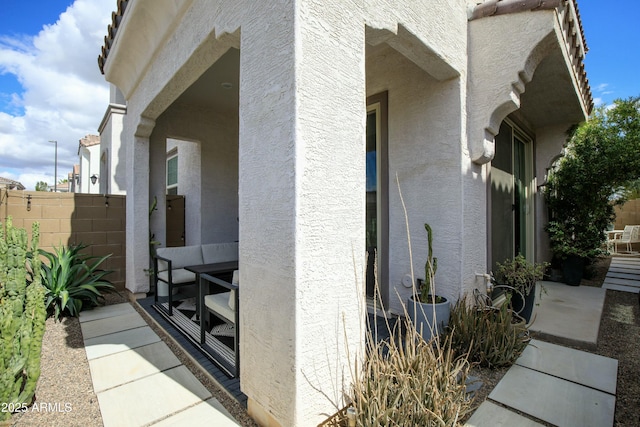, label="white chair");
[613,225,640,253]
[200,270,239,374]
[203,270,238,327]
